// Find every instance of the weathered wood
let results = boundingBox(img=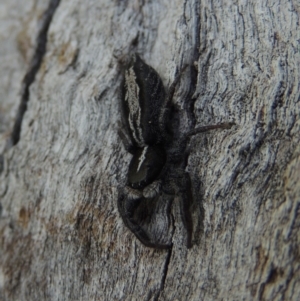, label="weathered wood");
[0,0,299,300]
